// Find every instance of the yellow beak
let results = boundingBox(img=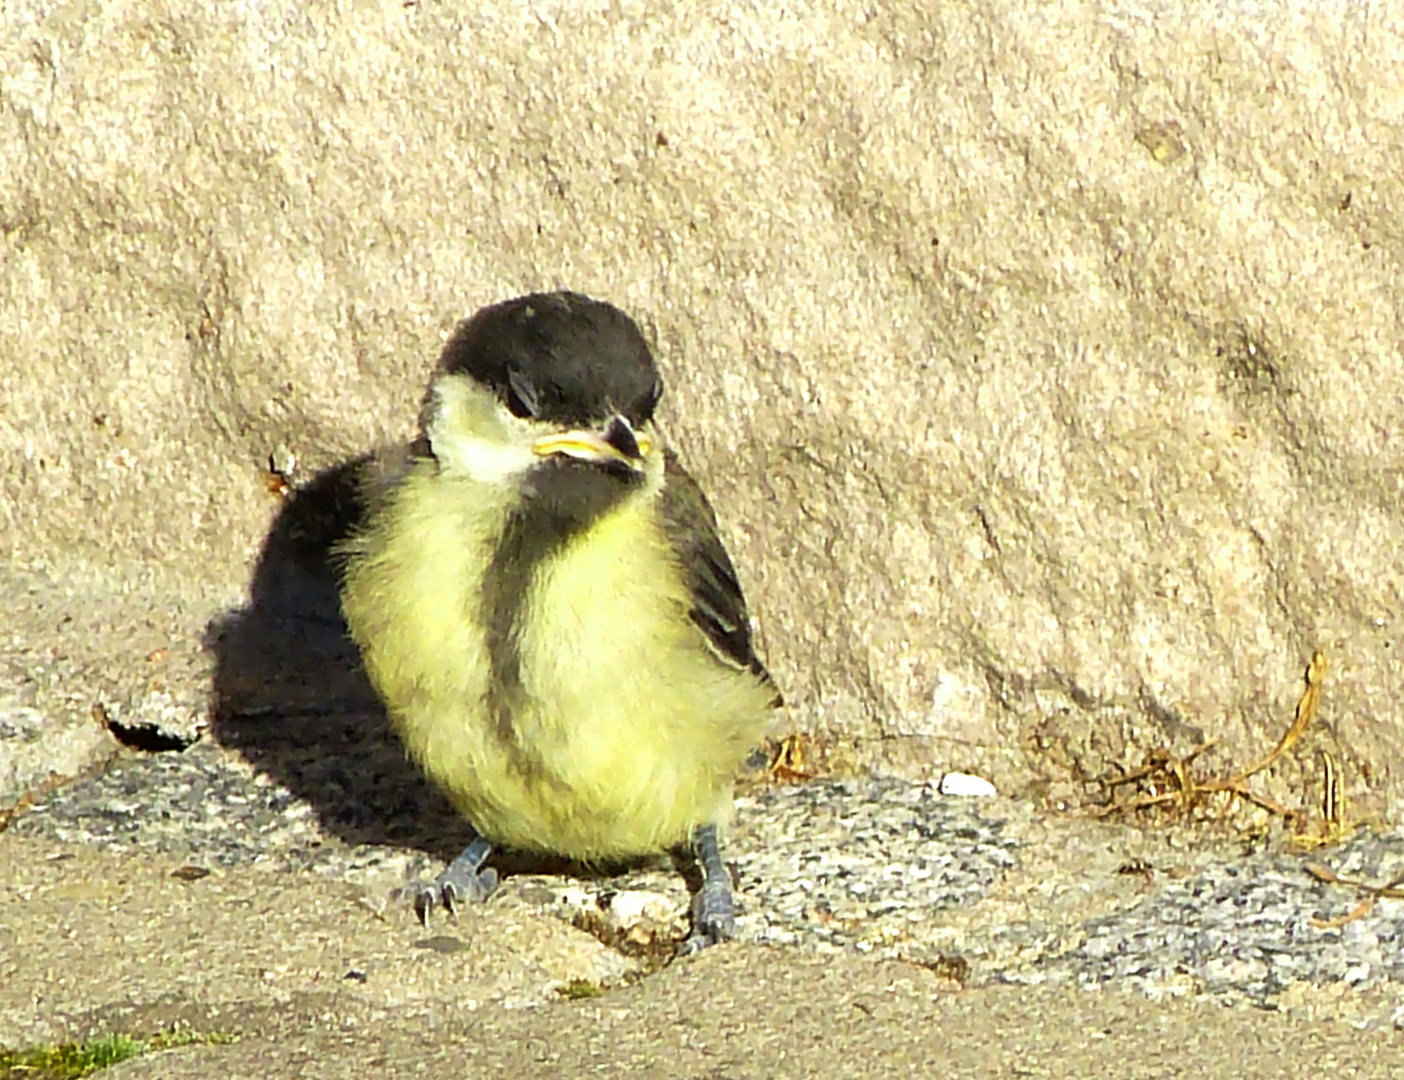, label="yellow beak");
[532,420,651,467]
